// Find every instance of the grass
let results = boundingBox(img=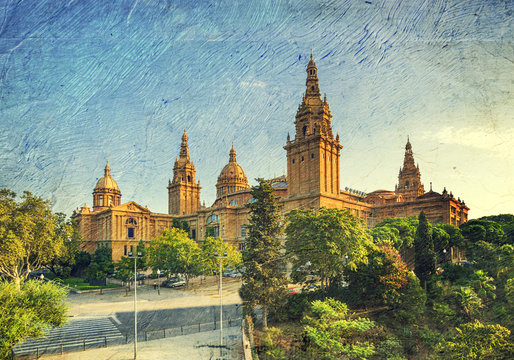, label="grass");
[53,276,121,291]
